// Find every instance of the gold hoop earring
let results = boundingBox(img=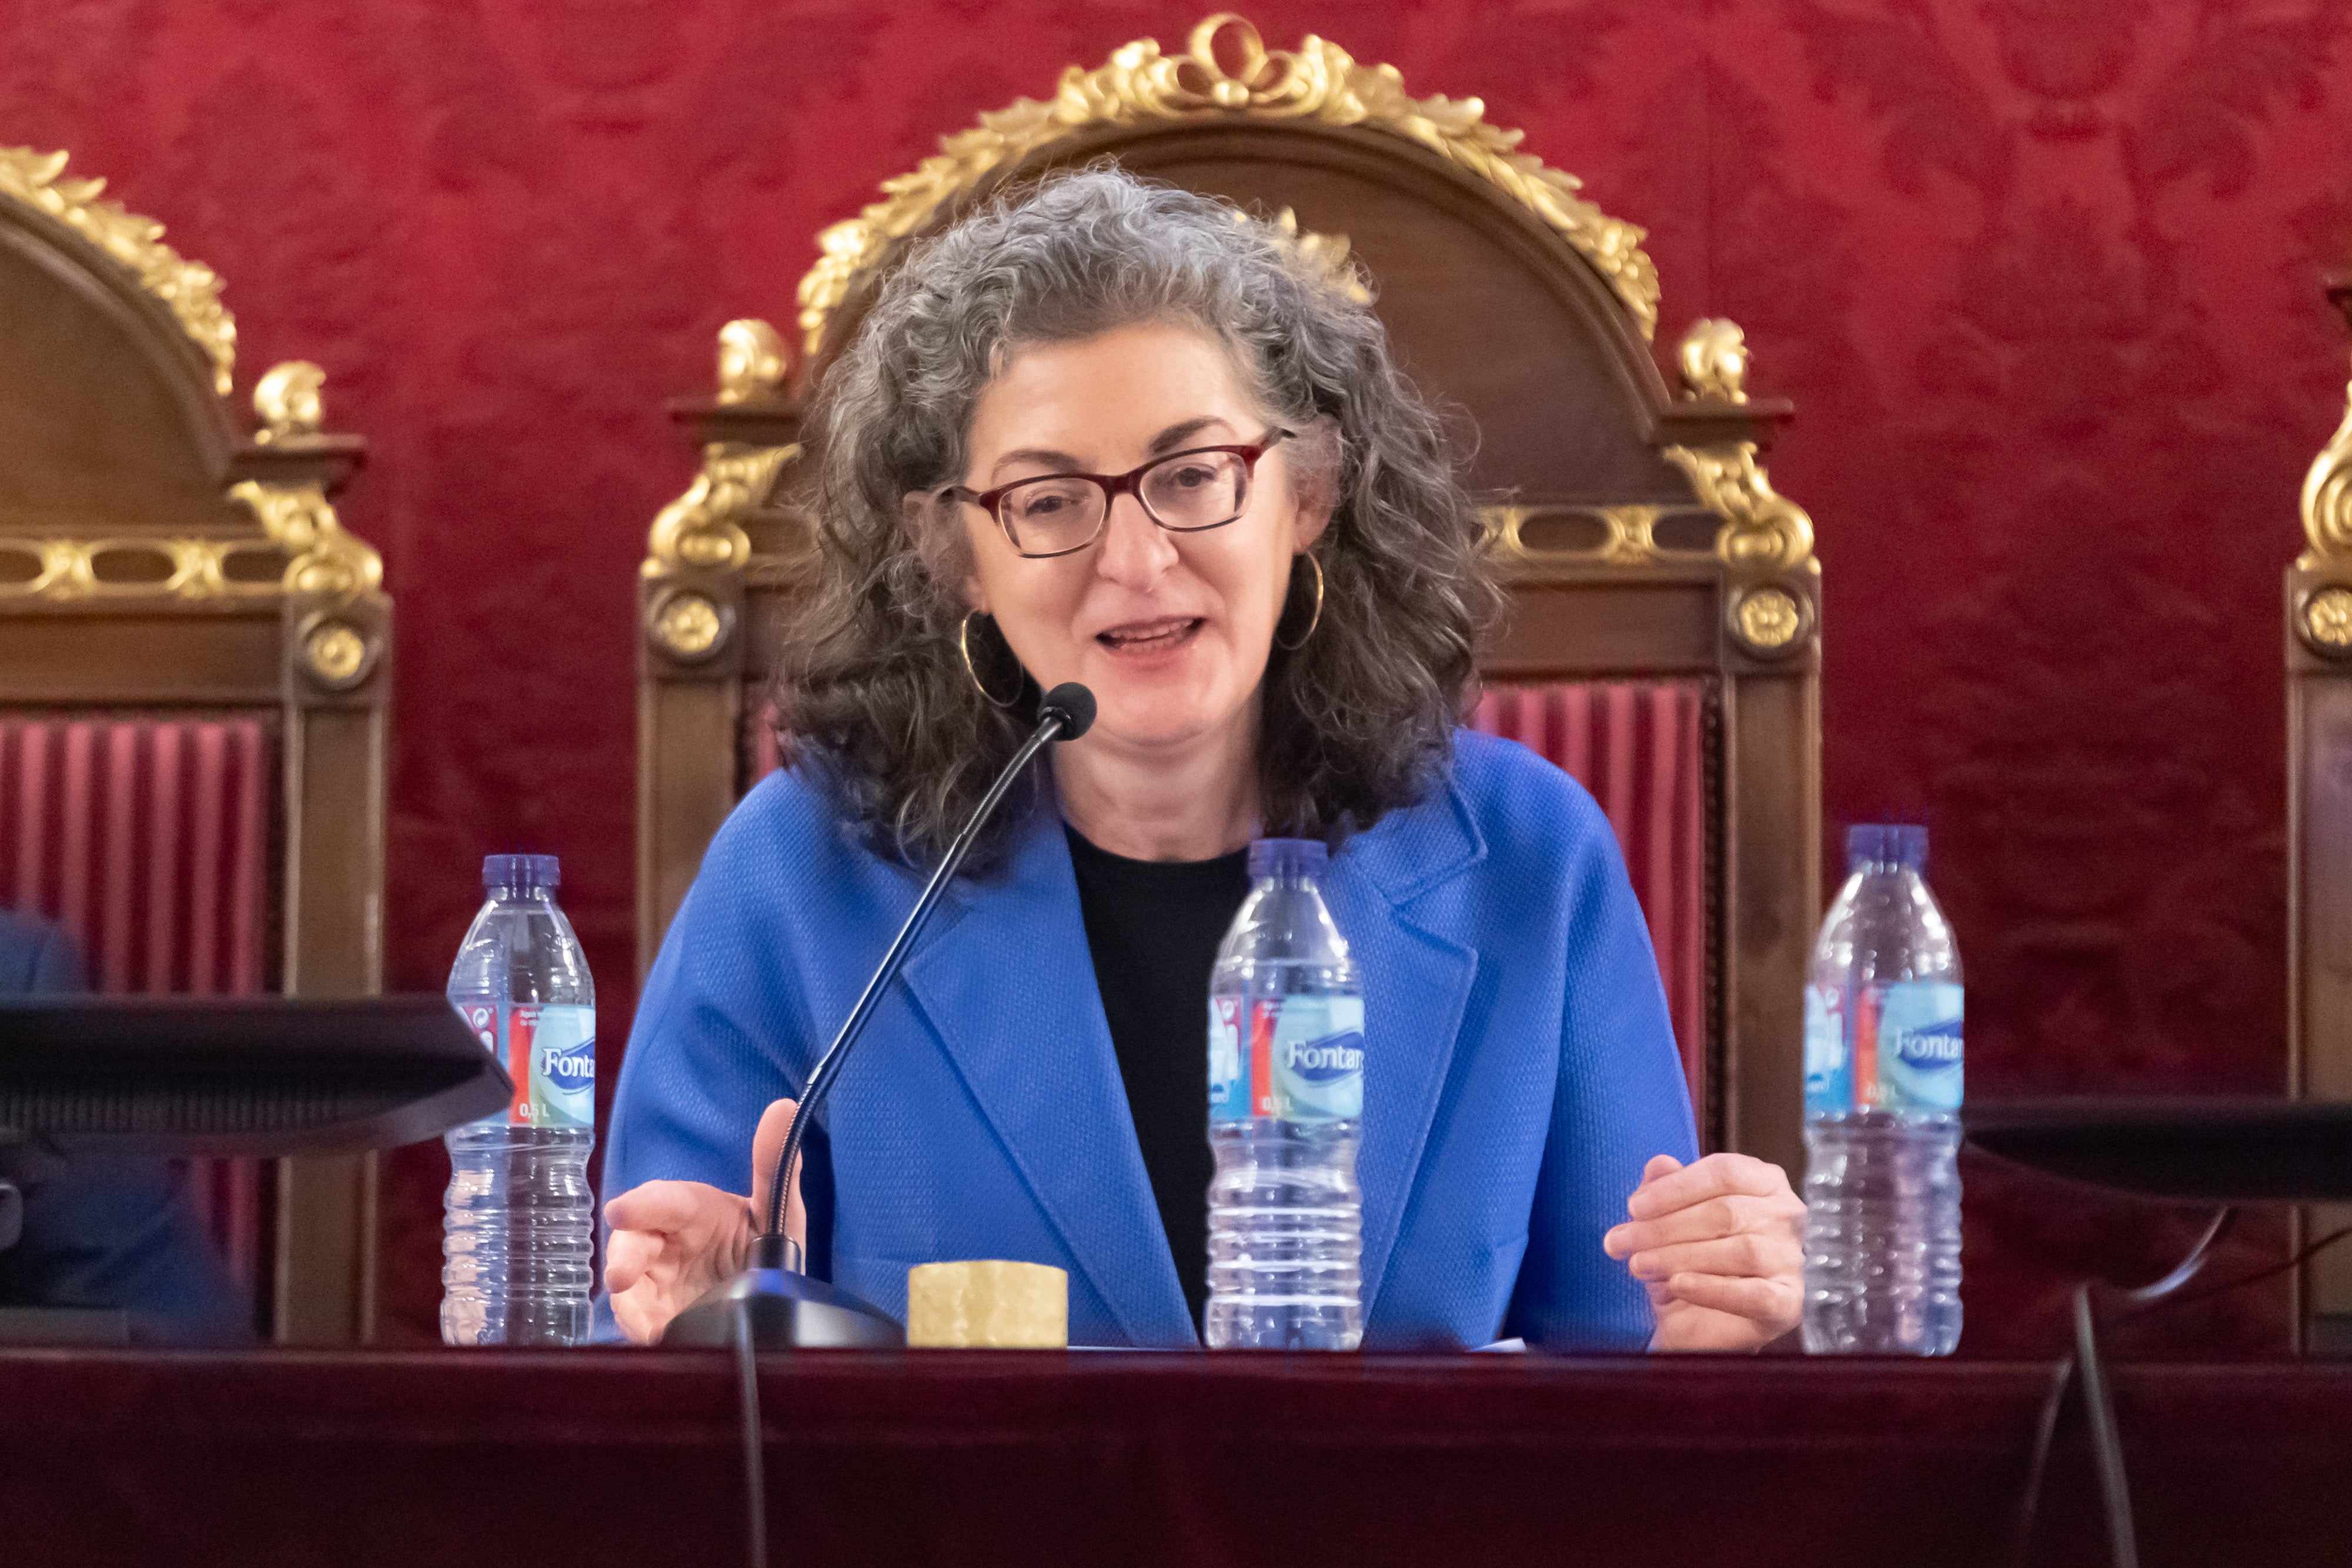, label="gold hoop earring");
[1275,552,1324,652]
[959,611,1023,708]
